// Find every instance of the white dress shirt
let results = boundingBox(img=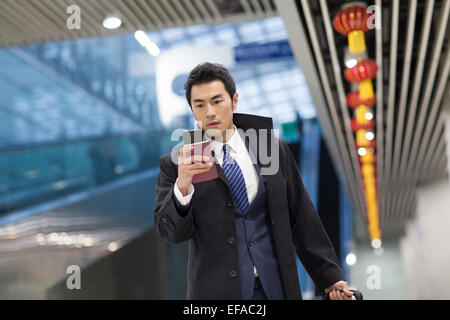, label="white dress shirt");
[173,124,260,277]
